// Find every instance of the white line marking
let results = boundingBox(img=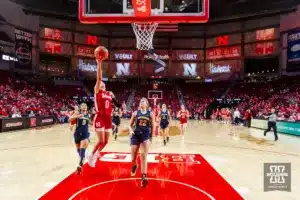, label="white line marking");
[68,178,216,200]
